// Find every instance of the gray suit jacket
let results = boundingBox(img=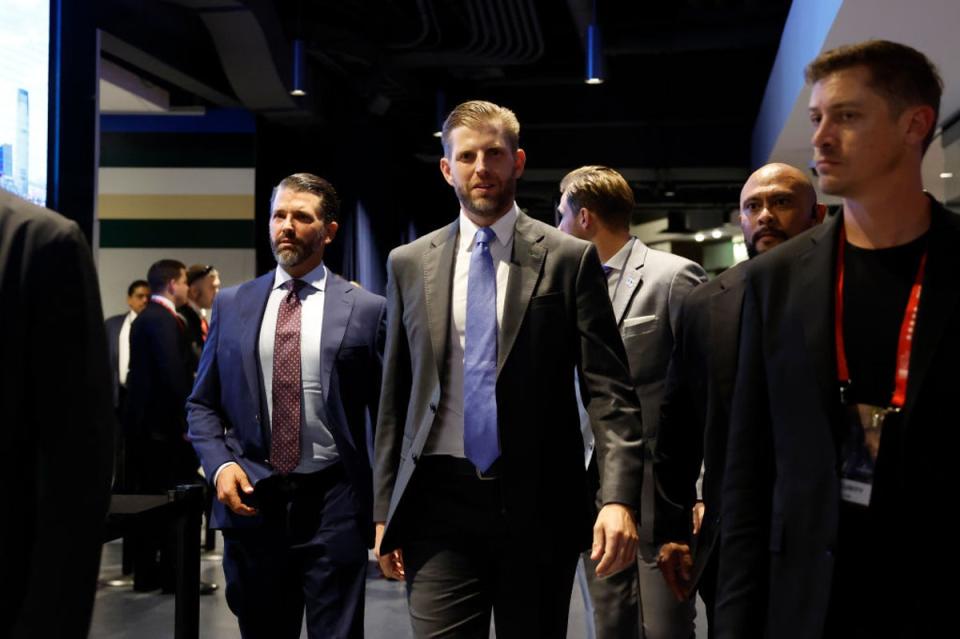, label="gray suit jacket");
[374,211,645,556]
[580,239,706,541]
